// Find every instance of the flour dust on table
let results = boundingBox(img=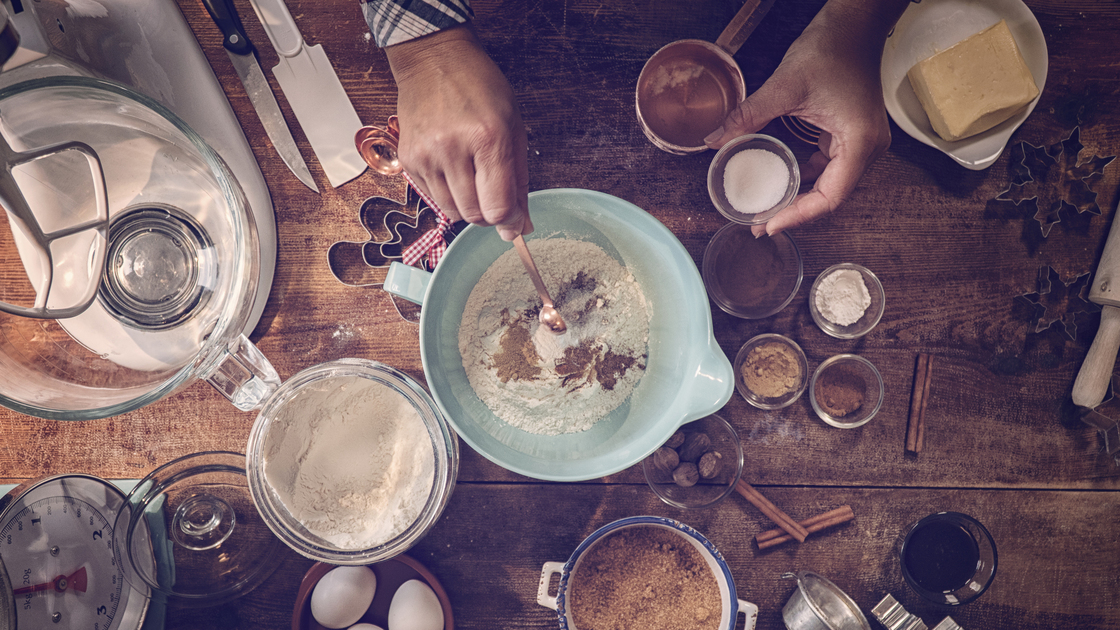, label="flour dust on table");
[459,238,650,435]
